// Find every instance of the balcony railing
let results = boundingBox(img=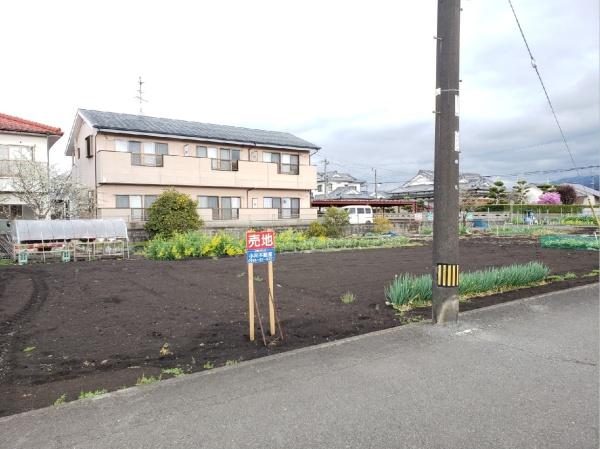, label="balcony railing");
[0,160,41,177]
[278,163,299,175]
[278,208,300,219]
[210,208,240,220]
[130,208,148,221]
[210,159,239,171]
[131,153,164,167]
